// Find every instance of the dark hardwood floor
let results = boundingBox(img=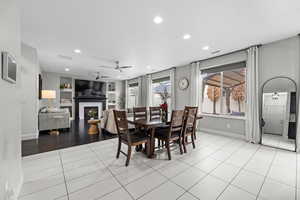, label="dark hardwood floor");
[22,120,117,157]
